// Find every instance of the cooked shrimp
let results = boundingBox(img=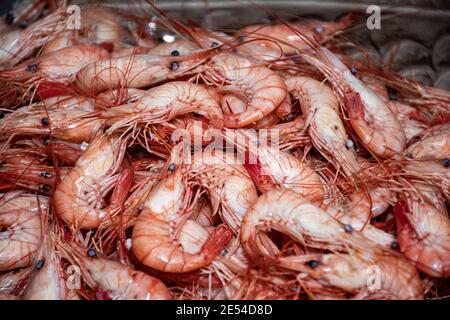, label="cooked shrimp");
[286,76,361,178]
[132,167,232,273]
[276,251,423,299]
[200,53,287,128]
[240,12,357,55]
[0,192,46,271]
[102,81,224,134]
[394,194,450,277]
[74,51,206,93]
[0,8,66,67]
[226,129,324,204]
[23,231,66,300]
[0,44,110,85]
[188,149,258,234]
[0,96,104,143]
[54,134,130,229]
[57,239,172,300]
[301,46,406,157]
[0,267,31,295]
[241,189,368,258]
